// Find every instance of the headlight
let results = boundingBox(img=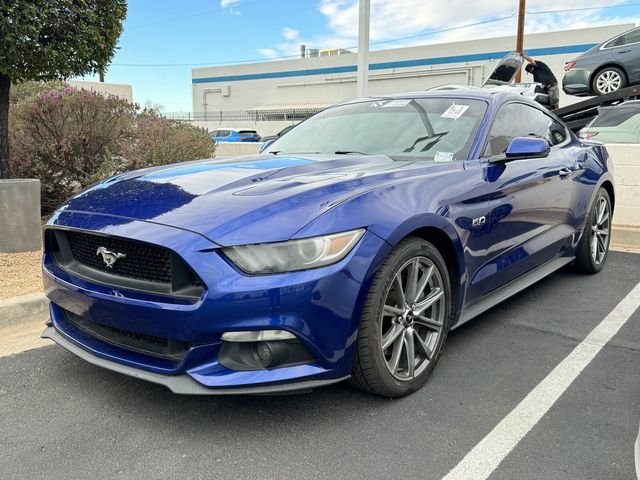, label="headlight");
[223,229,365,274]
